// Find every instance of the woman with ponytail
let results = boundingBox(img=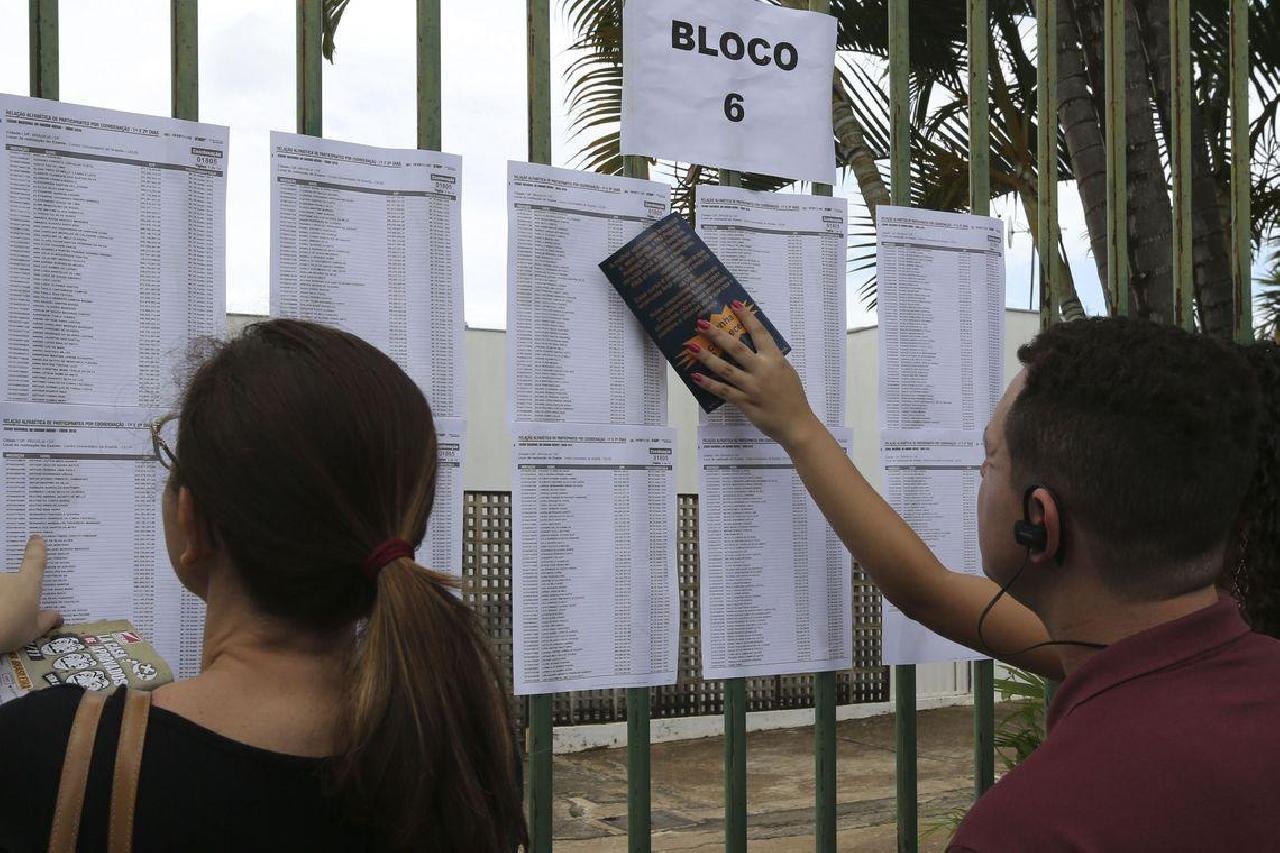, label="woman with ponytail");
[0,319,526,851]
